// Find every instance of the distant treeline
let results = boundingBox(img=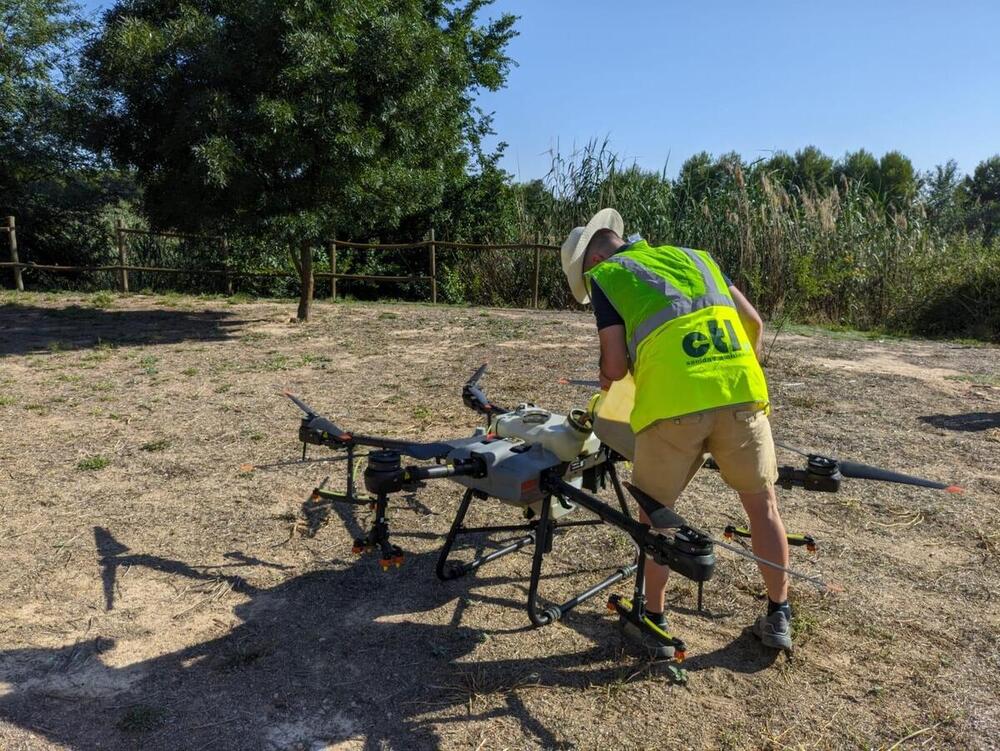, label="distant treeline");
[2,1,998,340]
